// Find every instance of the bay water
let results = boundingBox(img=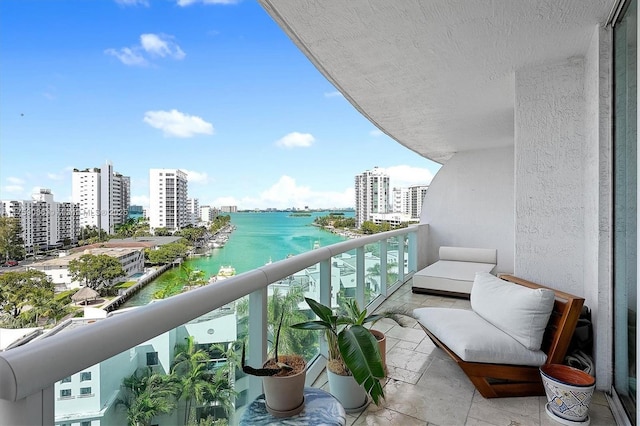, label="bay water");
[121,211,352,307]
